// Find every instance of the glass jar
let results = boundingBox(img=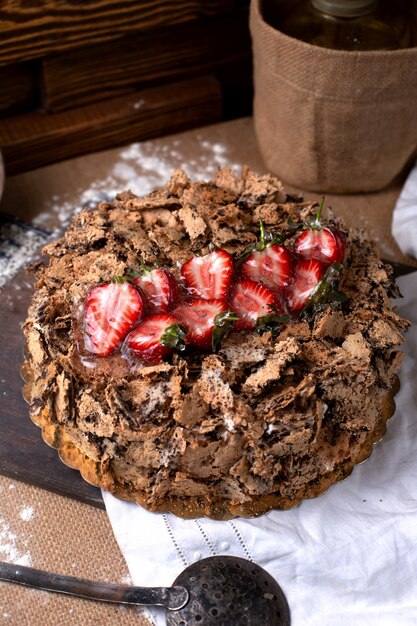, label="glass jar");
[262,0,411,50]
